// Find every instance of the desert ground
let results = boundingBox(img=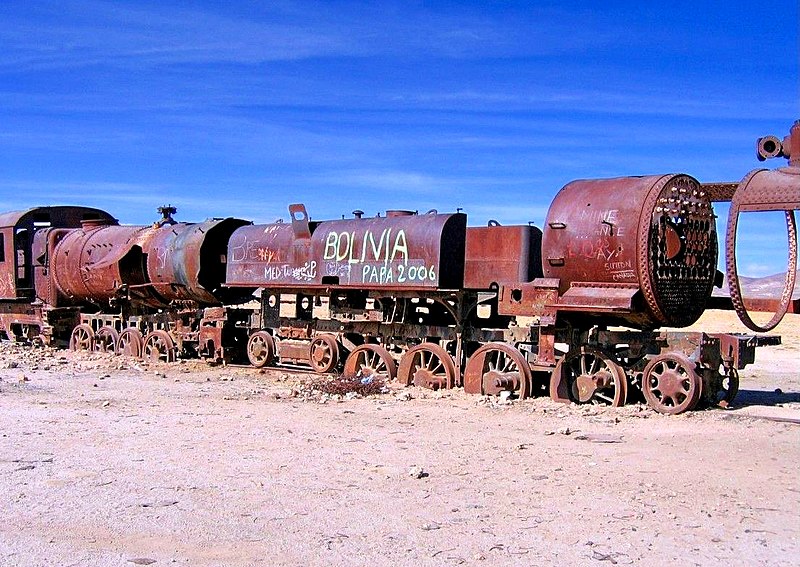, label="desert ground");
[1,310,798,567]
